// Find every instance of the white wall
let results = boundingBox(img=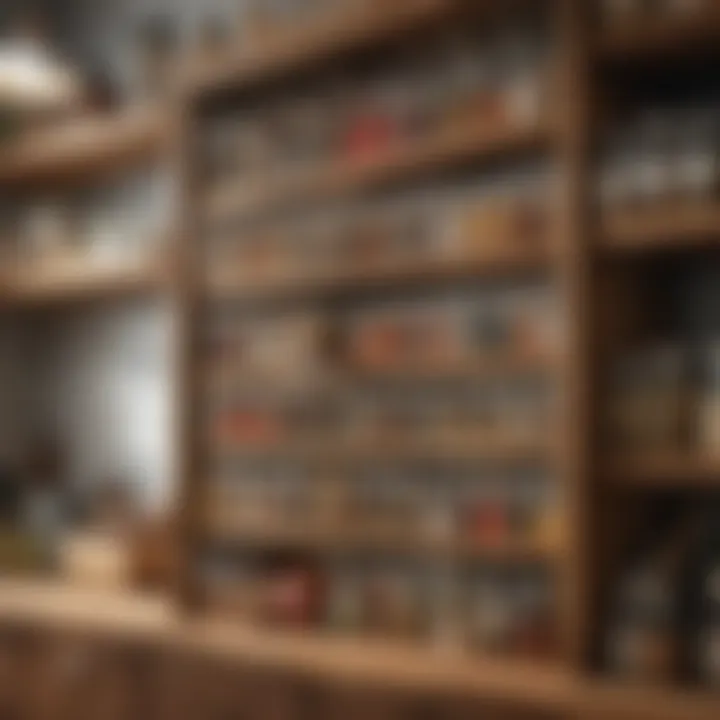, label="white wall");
[24,301,176,513]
